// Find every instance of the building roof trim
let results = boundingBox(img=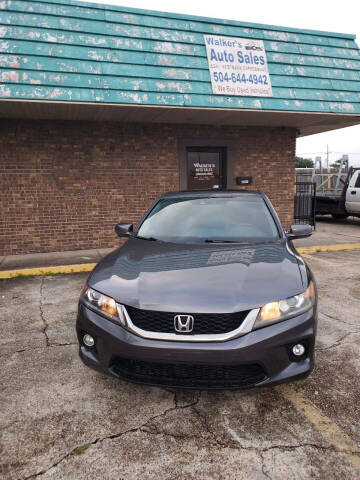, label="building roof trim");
[0,0,359,120]
[1,98,359,137]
